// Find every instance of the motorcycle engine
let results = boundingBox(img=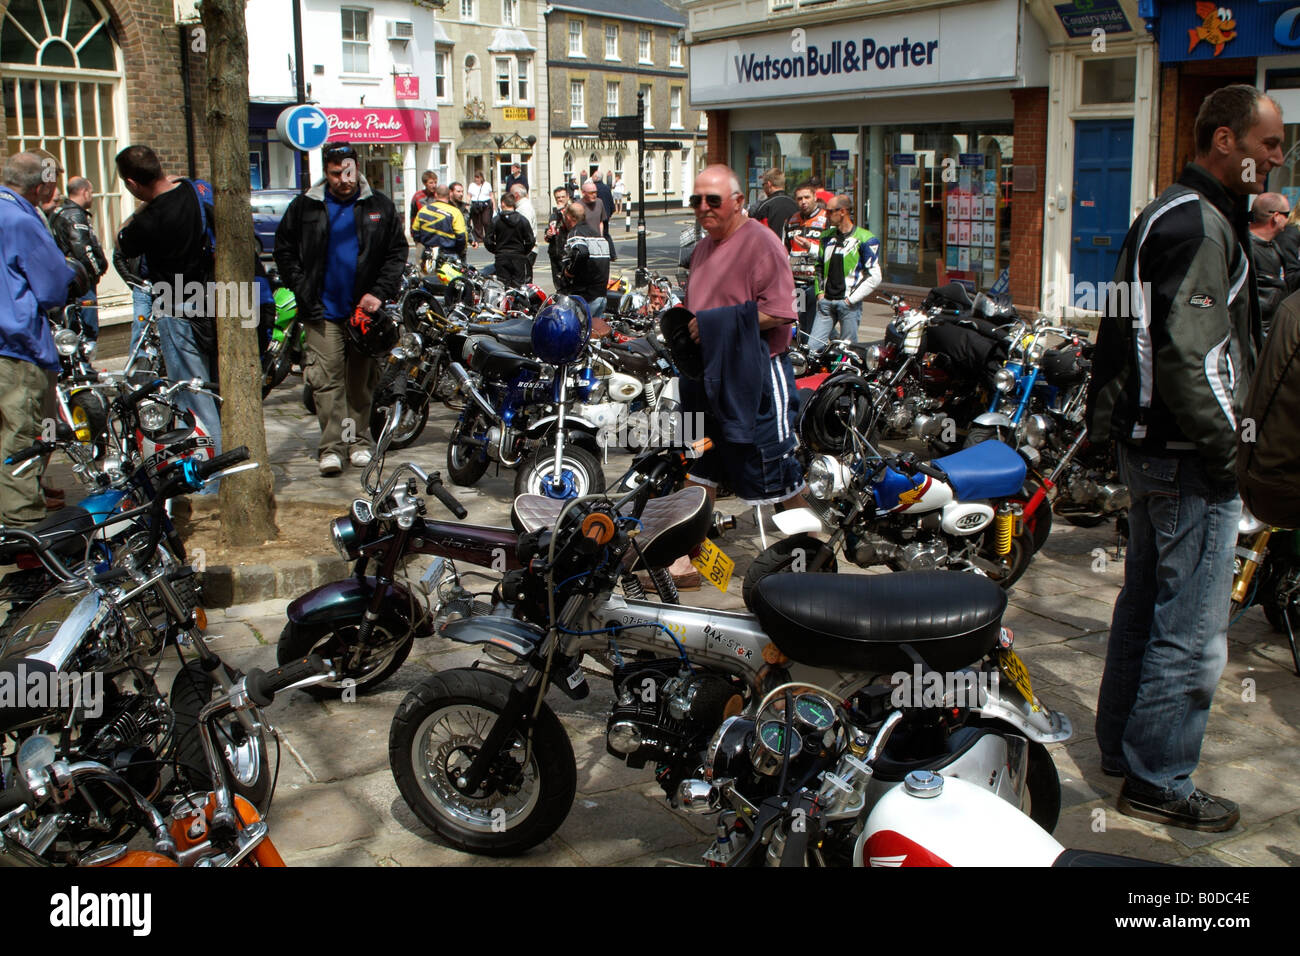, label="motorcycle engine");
[898,538,950,571]
[606,659,742,787]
